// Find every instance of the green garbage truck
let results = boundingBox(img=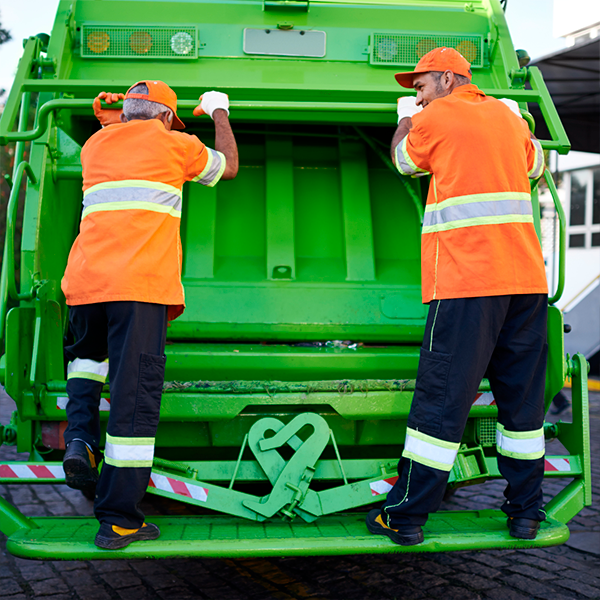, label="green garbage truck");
[0,0,591,559]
